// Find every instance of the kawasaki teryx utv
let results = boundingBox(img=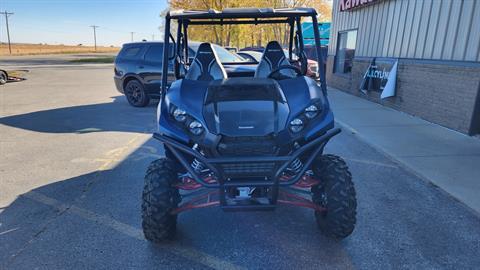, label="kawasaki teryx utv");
[142,7,357,242]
